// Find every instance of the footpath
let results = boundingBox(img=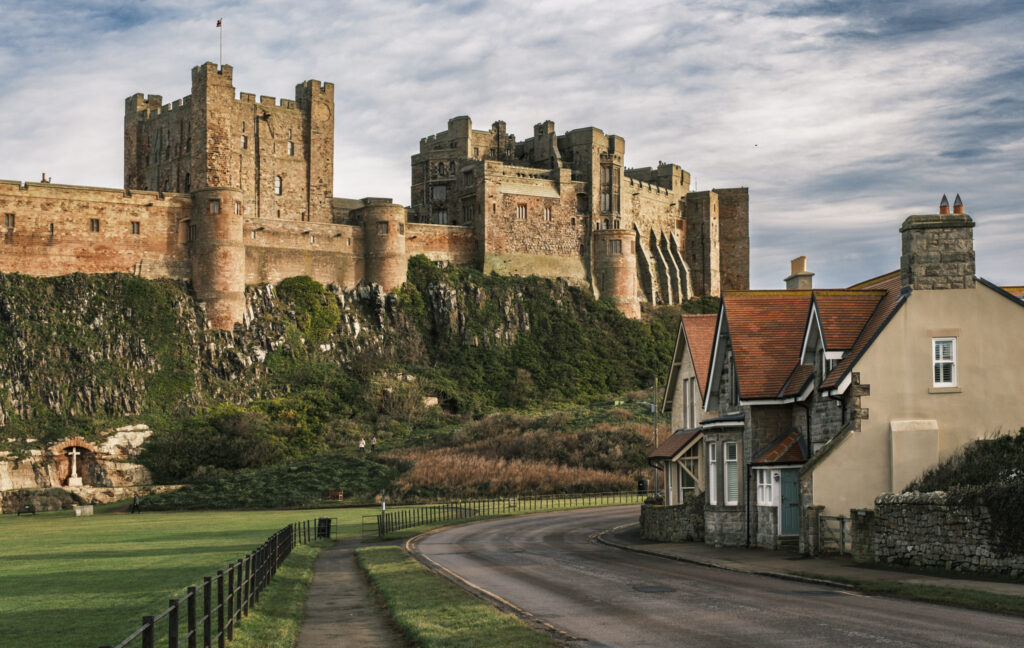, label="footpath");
[294,538,406,648]
[599,523,1024,598]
